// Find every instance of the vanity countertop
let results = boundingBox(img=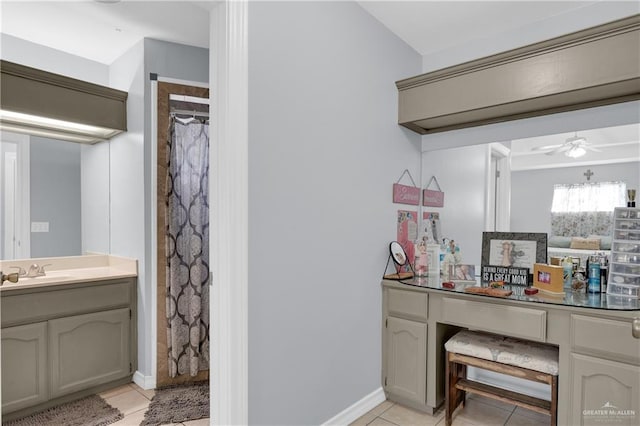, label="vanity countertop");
[0,254,137,292]
[386,276,640,311]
